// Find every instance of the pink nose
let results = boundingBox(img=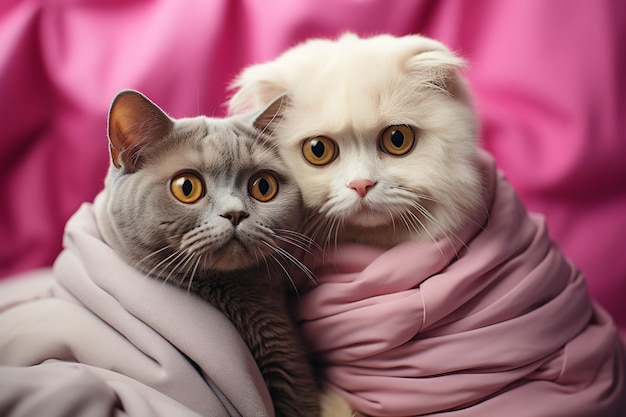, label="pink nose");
[347,179,376,198]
